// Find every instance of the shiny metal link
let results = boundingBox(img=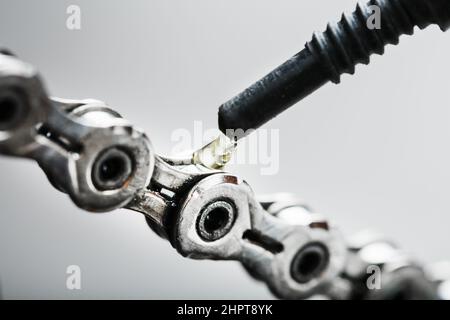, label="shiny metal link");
[0,54,154,212]
[341,231,440,300]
